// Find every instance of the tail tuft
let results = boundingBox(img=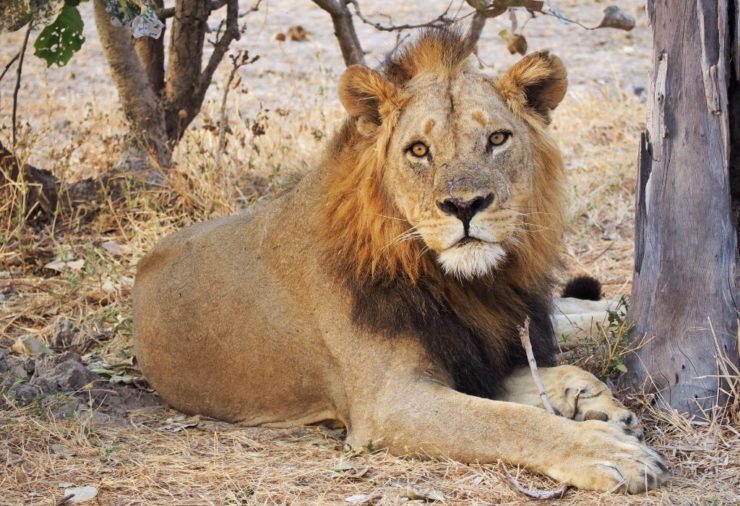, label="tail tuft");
[562,275,602,301]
